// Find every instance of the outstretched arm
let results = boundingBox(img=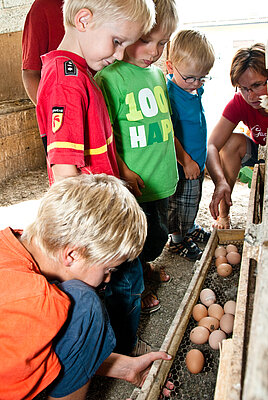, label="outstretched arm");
[206,116,235,219]
[97,351,172,387]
